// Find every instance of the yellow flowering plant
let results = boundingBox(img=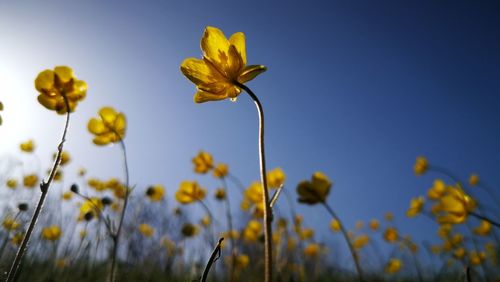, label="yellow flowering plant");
[88,107,126,146]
